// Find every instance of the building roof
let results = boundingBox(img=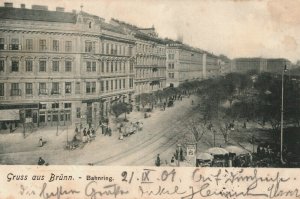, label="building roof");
[0,7,77,23]
[110,18,166,44]
[166,39,204,54]
[101,22,126,35]
[234,57,267,61]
